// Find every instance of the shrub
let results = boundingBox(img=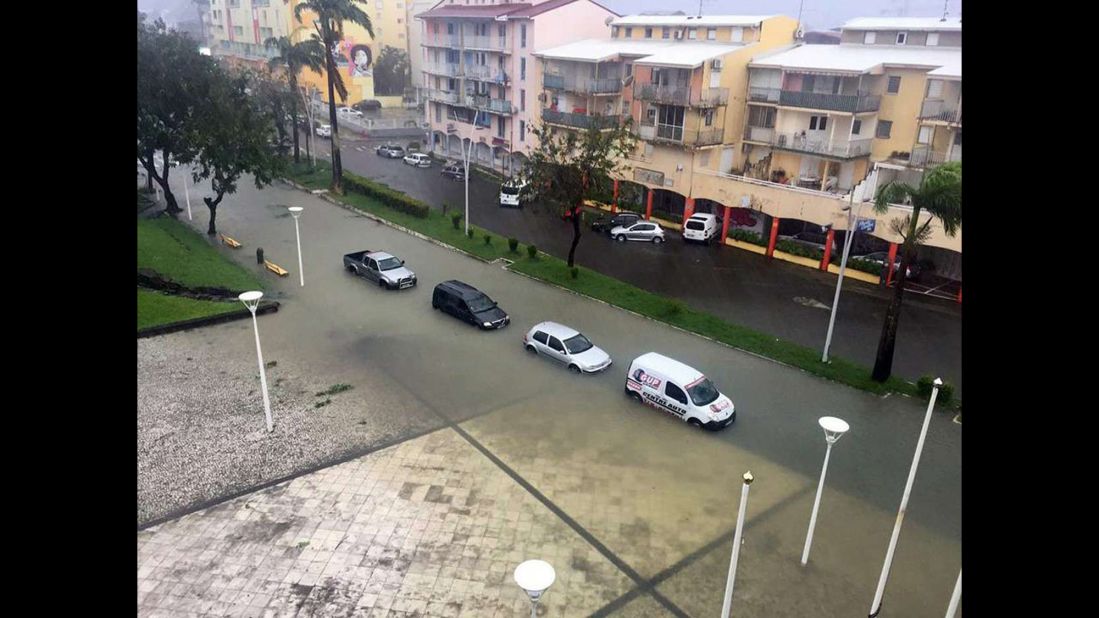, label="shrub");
[917,376,955,406]
[508,237,519,253]
[847,258,886,275]
[729,229,767,246]
[341,171,430,218]
[442,202,450,217]
[483,233,492,246]
[451,212,462,229]
[661,299,687,318]
[407,141,420,151]
[570,267,579,279]
[467,228,475,239]
[776,239,824,261]
[527,244,538,259]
